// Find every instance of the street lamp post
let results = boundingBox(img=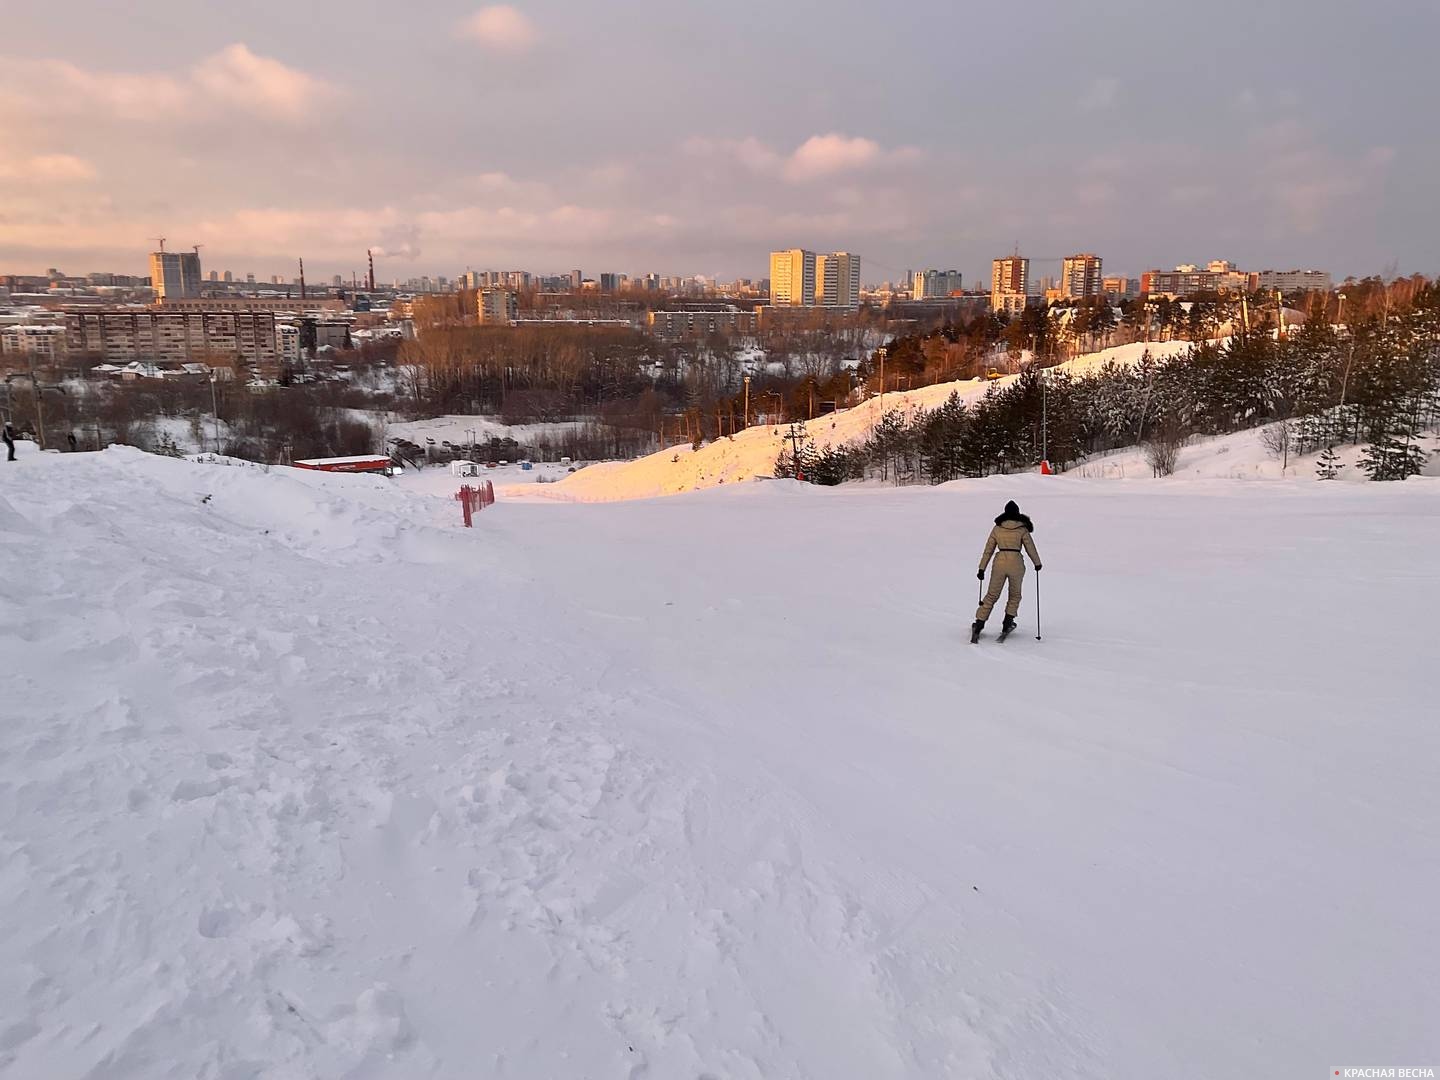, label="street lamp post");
[743,374,750,430]
[1336,291,1346,328]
